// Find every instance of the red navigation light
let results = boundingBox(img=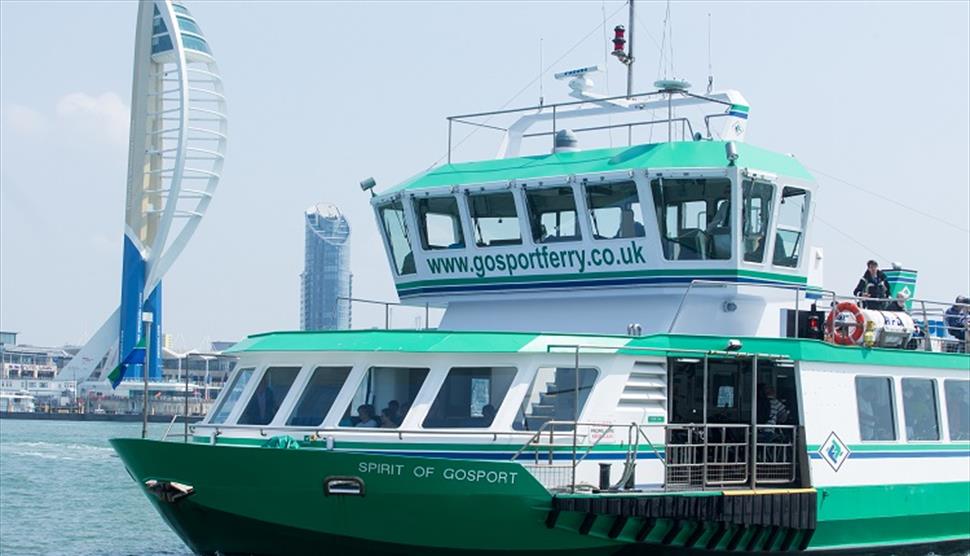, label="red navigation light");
[808,316,820,331]
[612,25,626,54]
